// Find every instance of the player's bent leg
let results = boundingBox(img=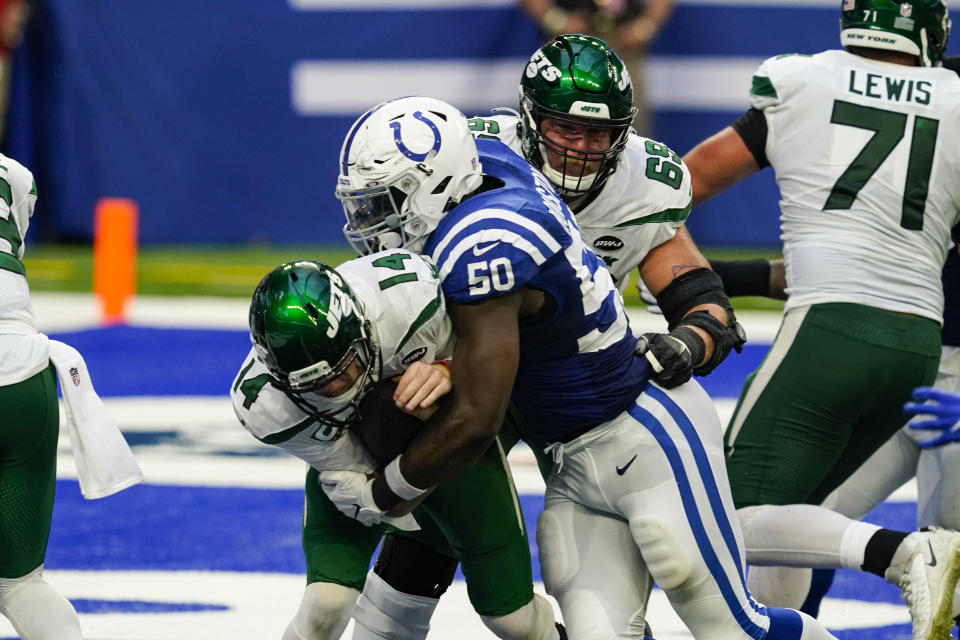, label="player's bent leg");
[537,497,652,639]
[295,467,386,639]
[738,504,880,570]
[824,426,919,521]
[282,582,358,640]
[351,572,439,640]
[350,533,458,640]
[418,439,560,638]
[620,382,837,639]
[480,593,558,640]
[0,565,83,640]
